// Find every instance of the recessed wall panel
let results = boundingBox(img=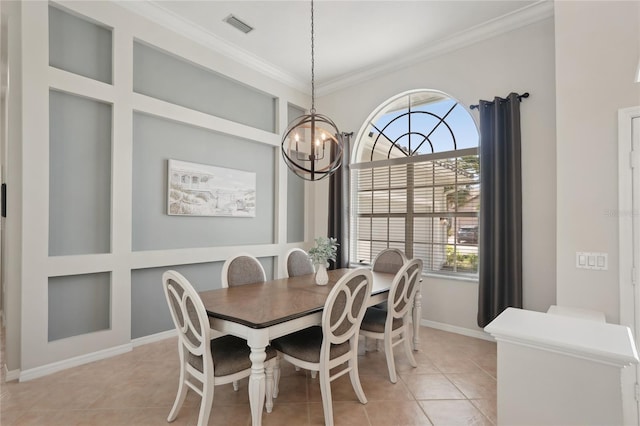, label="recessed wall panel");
[287,104,306,243]
[48,272,111,342]
[49,6,112,84]
[132,113,275,251]
[49,91,112,256]
[133,41,276,132]
[131,258,275,339]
